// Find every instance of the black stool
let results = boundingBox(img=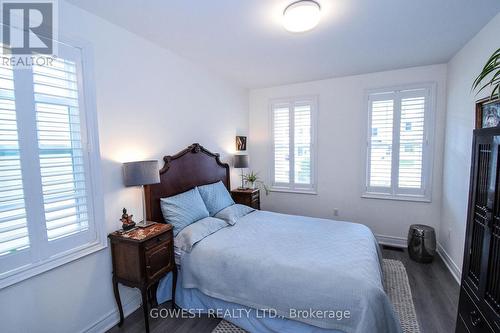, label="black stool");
[407,224,436,263]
